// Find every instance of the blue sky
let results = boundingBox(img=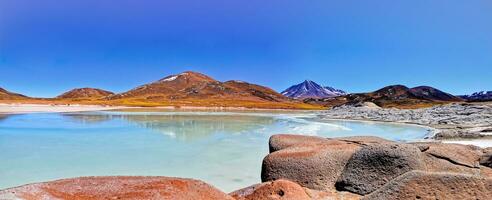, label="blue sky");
[1,0,491,97]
